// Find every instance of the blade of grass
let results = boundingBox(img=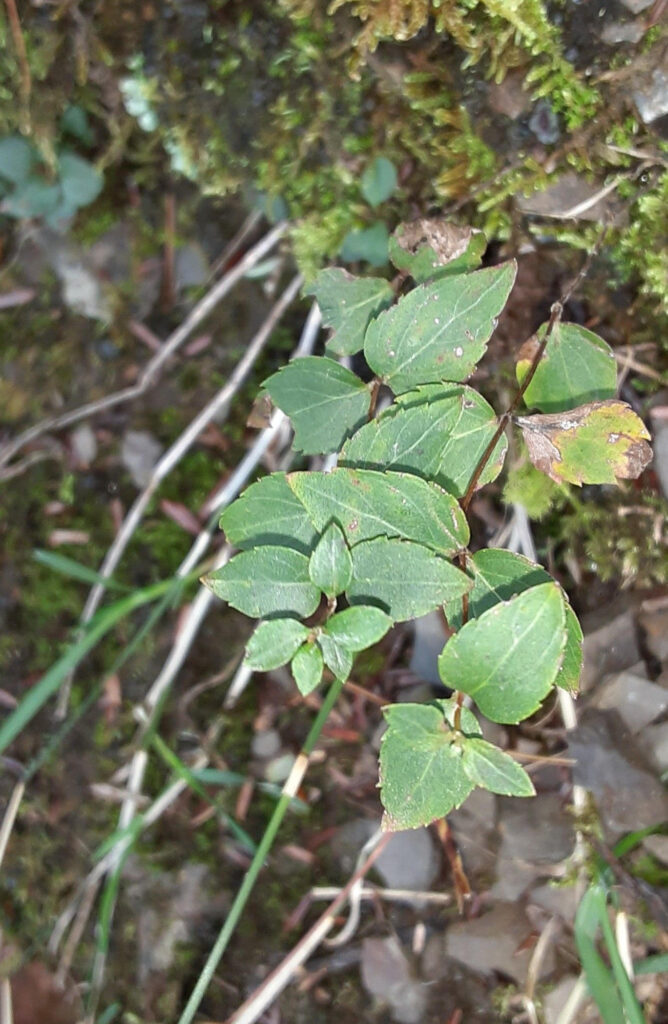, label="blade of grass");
[574,886,625,1024]
[0,572,200,757]
[597,897,646,1024]
[177,674,346,1024]
[33,550,131,591]
[634,953,668,975]
[150,732,256,852]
